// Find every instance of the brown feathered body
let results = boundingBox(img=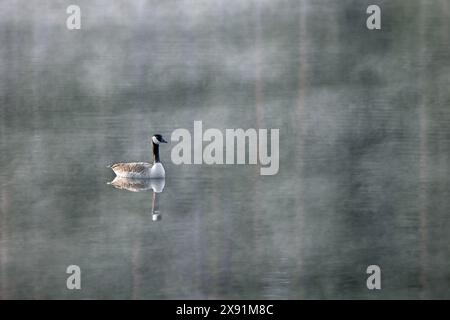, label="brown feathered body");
[109,162,152,178]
